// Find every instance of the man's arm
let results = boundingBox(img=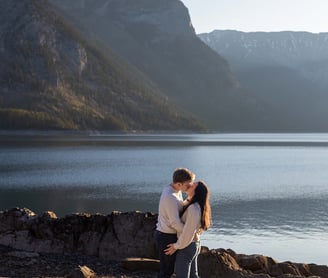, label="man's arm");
[165,195,184,234]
